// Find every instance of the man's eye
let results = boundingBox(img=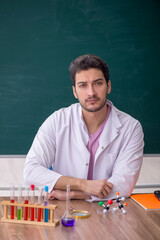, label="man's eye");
[79,84,86,88]
[96,81,102,85]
